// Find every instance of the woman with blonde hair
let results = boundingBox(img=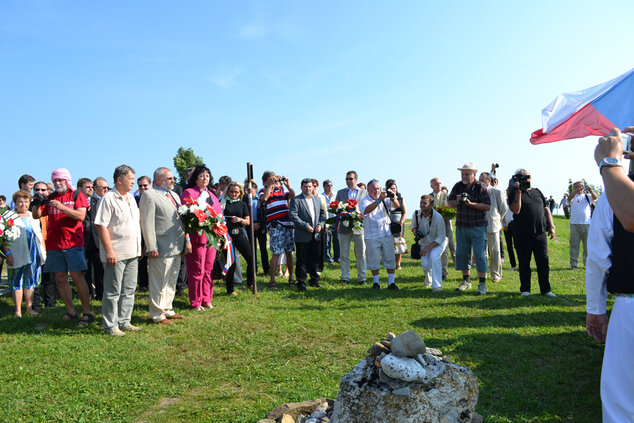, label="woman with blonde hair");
[2,190,46,317]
